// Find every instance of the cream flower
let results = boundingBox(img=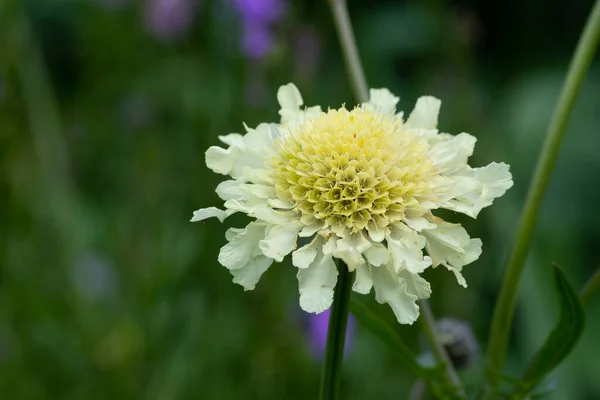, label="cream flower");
[192,83,513,324]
